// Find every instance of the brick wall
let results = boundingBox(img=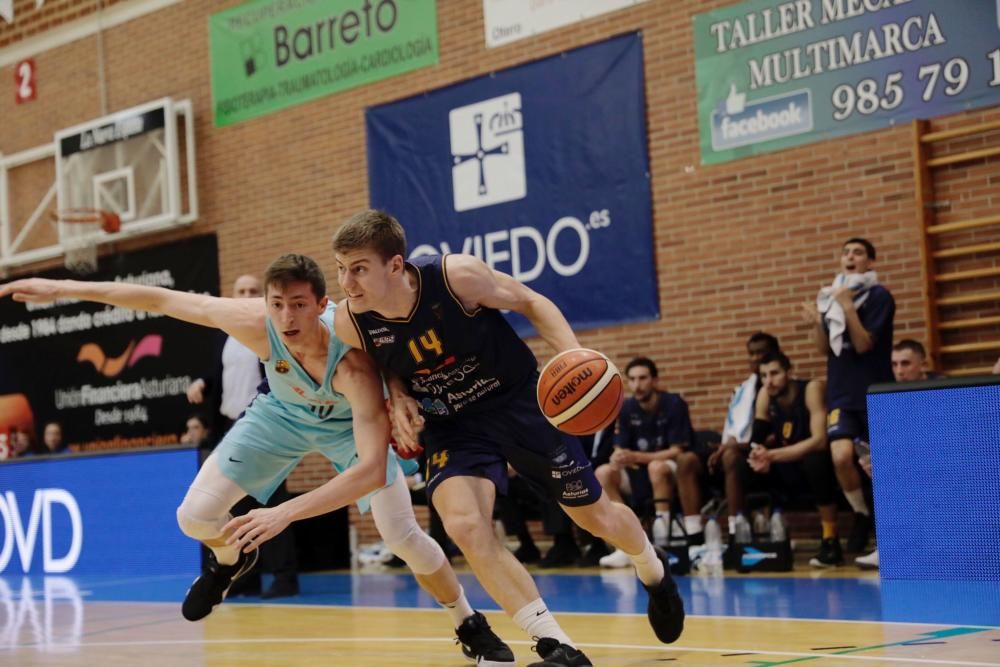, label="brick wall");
[2,1,997,494]
[0,0,129,49]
